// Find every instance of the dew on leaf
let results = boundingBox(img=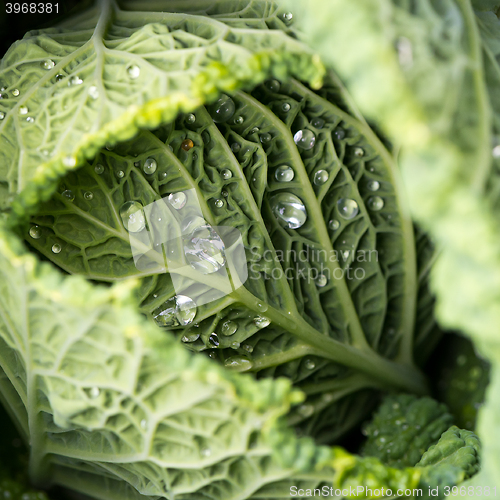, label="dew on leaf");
[41,59,55,70]
[63,156,76,167]
[221,169,233,180]
[311,117,325,129]
[367,180,380,191]
[368,196,384,211]
[140,419,148,430]
[353,147,364,157]
[221,321,238,336]
[143,158,157,174]
[298,404,314,418]
[200,447,211,457]
[88,85,99,99]
[266,79,281,92]
[230,142,240,153]
[282,102,291,112]
[293,129,316,150]
[254,316,270,328]
[305,358,316,370]
[270,192,307,229]
[186,113,196,124]
[282,11,293,24]
[153,295,197,327]
[224,356,253,371]
[328,219,340,230]
[181,139,194,151]
[69,75,83,85]
[234,115,244,124]
[120,201,146,233]
[18,105,28,115]
[209,94,235,123]
[55,74,64,81]
[116,170,124,178]
[334,129,345,140]
[313,169,329,185]
[0,112,5,120]
[214,199,224,208]
[337,198,359,219]
[242,344,254,353]
[0,92,8,99]
[94,164,104,174]
[26,116,34,123]
[126,64,140,79]
[12,89,20,96]
[51,243,62,254]
[61,189,75,202]
[84,191,94,201]
[260,132,272,143]
[168,192,187,210]
[275,165,294,182]
[89,387,100,399]
[29,226,41,239]
[209,333,220,347]
[316,275,327,287]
